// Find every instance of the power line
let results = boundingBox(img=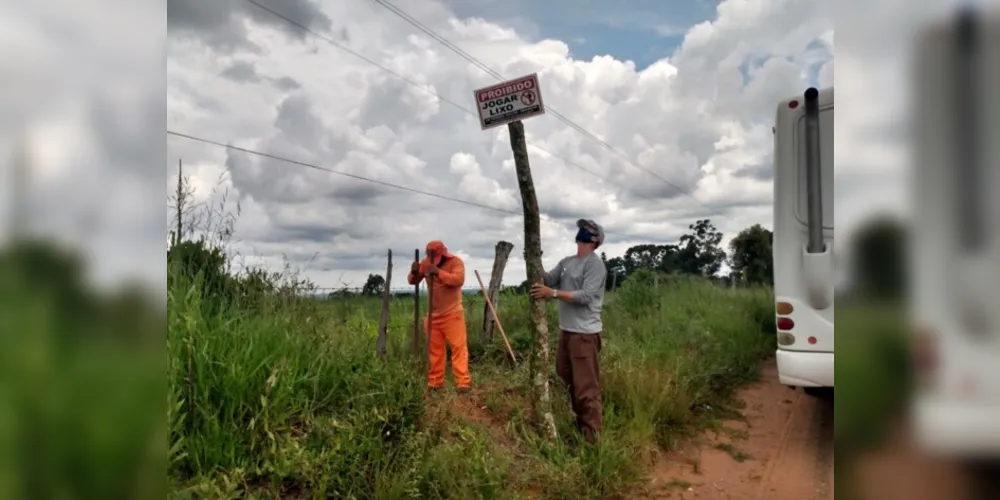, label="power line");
[166,129,674,243]
[370,0,505,80]
[239,0,636,200]
[367,0,725,217]
[168,130,518,214]
[243,0,470,114]
[241,0,708,210]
